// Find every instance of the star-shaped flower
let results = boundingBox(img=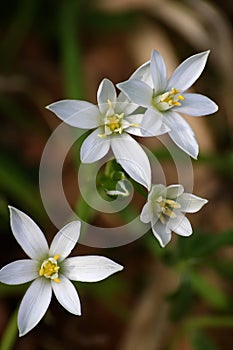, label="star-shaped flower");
[140,184,208,247]
[117,50,218,159]
[47,78,168,189]
[0,207,123,336]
